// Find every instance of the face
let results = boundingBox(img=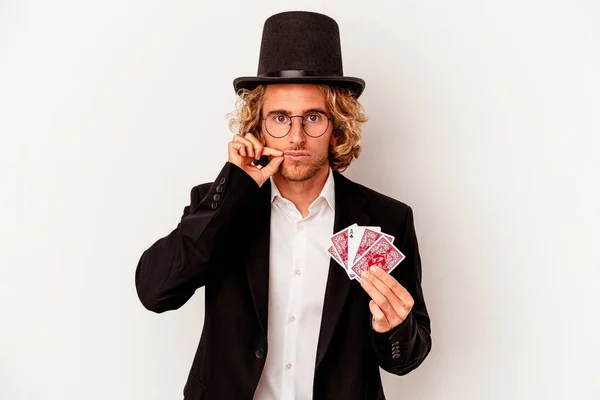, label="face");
[260,84,334,182]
